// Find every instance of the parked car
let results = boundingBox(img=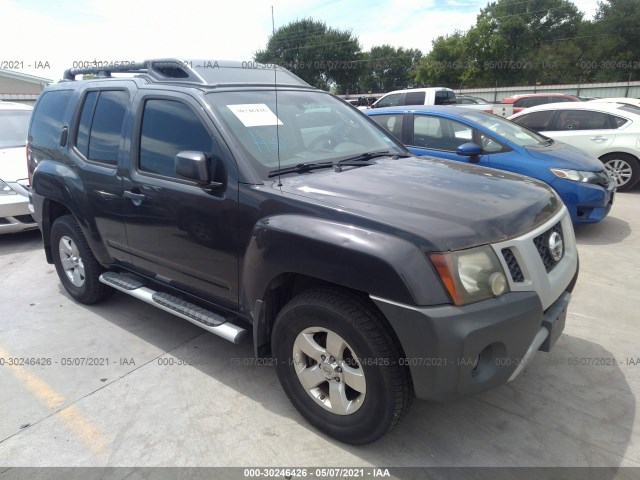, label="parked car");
[510,102,640,191]
[590,97,640,109]
[502,93,582,114]
[366,105,614,224]
[455,95,494,112]
[0,101,37,234]
[29,59,578,444]
[369,87,456,109]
